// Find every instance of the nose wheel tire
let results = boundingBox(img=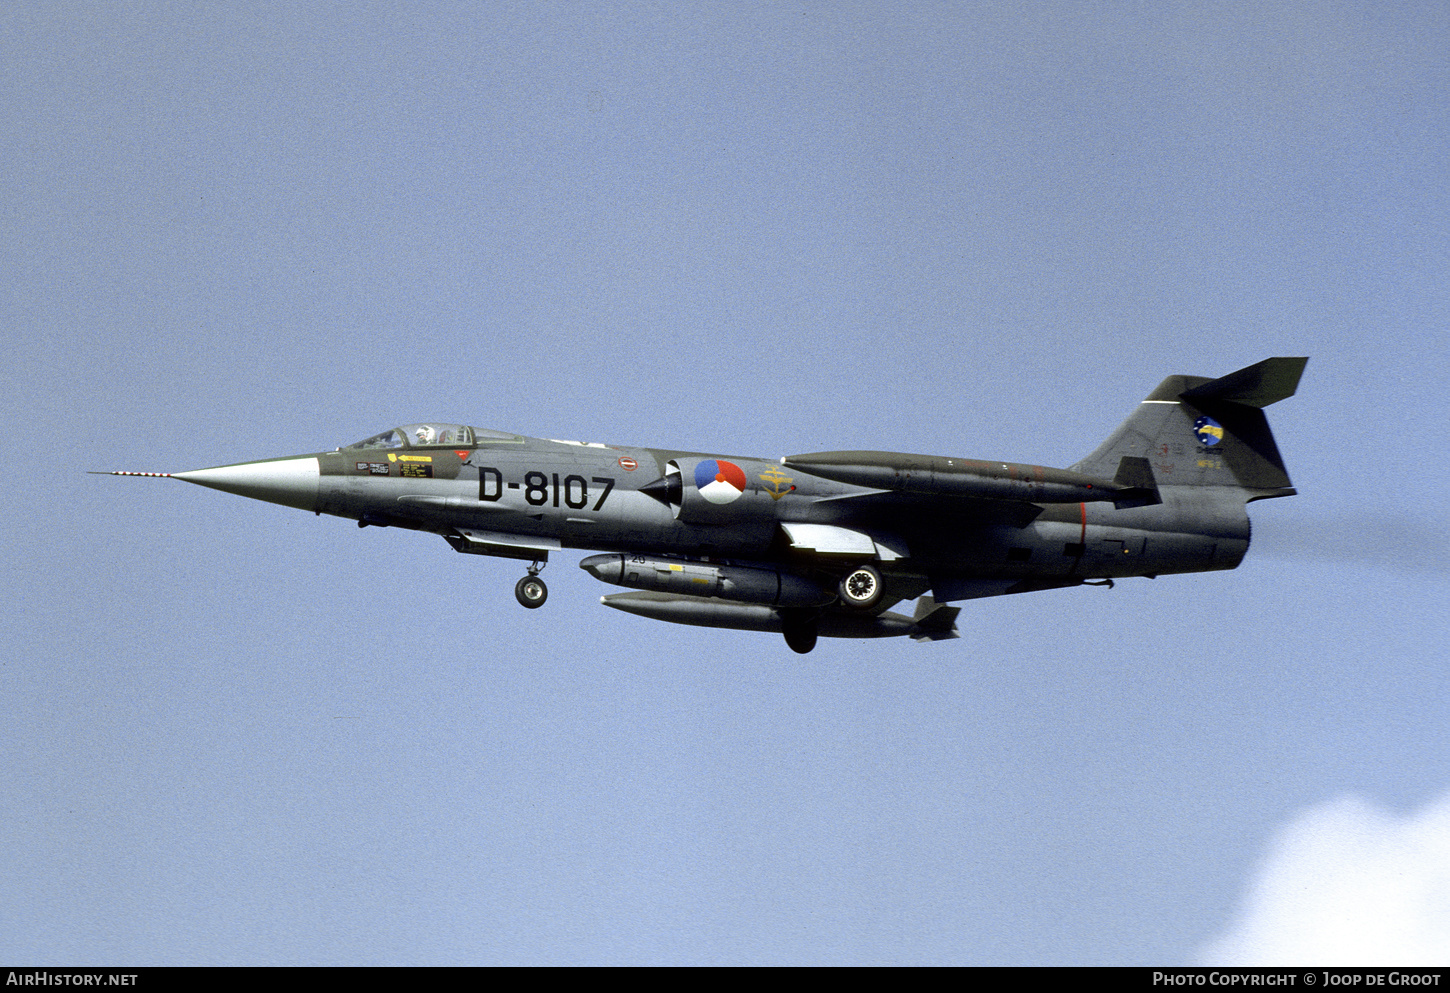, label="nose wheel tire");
[515,574,548,608]
[839,564,883,610]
